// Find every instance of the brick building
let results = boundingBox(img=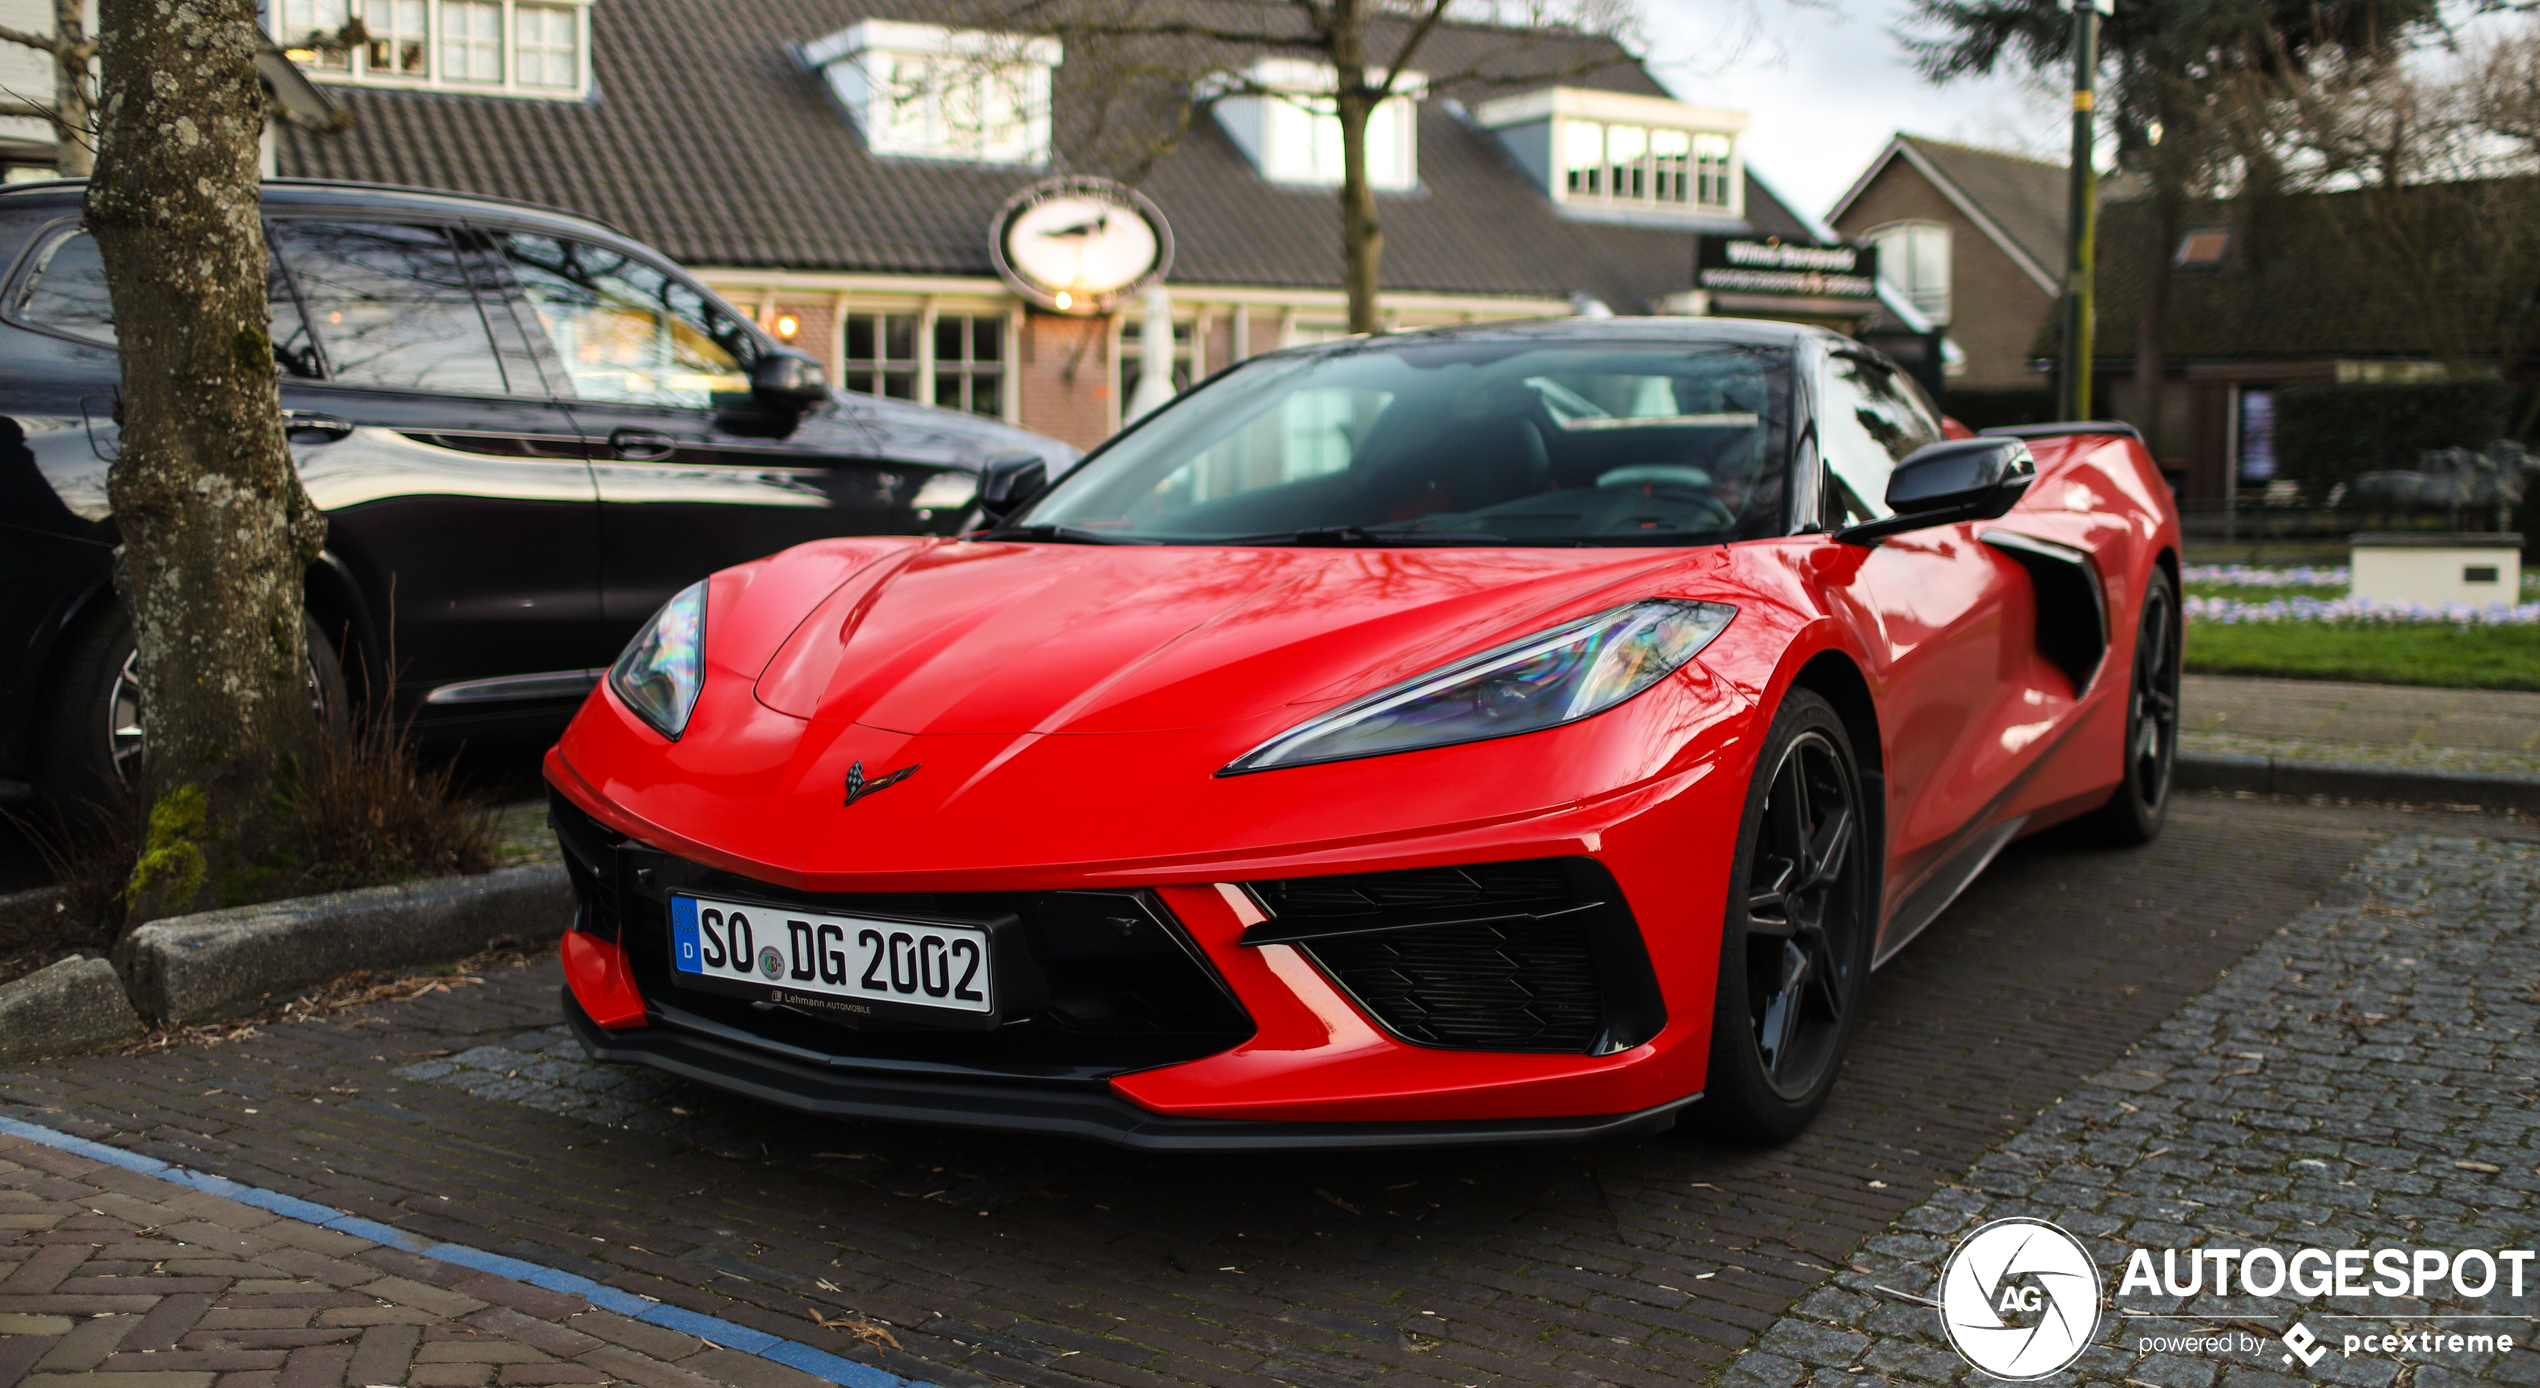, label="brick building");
[1828,134,2067,403]
[243,0,1885,450]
